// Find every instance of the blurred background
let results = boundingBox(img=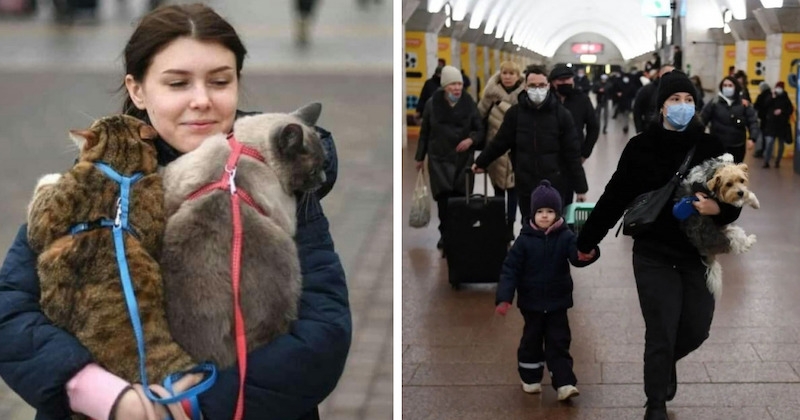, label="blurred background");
[0,0,392,419]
